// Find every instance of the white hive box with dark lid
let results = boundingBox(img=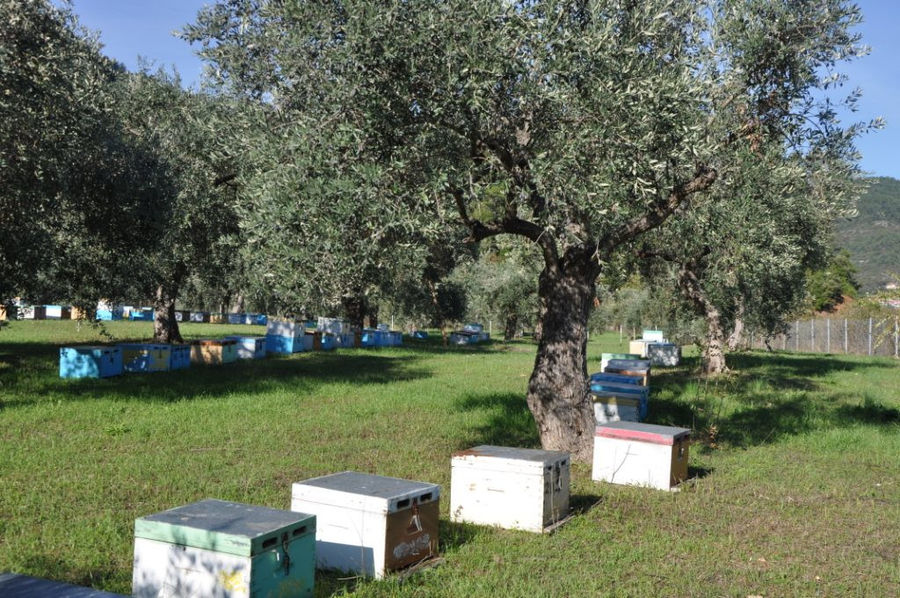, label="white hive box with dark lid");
[646,342,681,367]
[132,499,316,598]
[290,471,439,579]
[592,422,691,491]
[450,445,570,533]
